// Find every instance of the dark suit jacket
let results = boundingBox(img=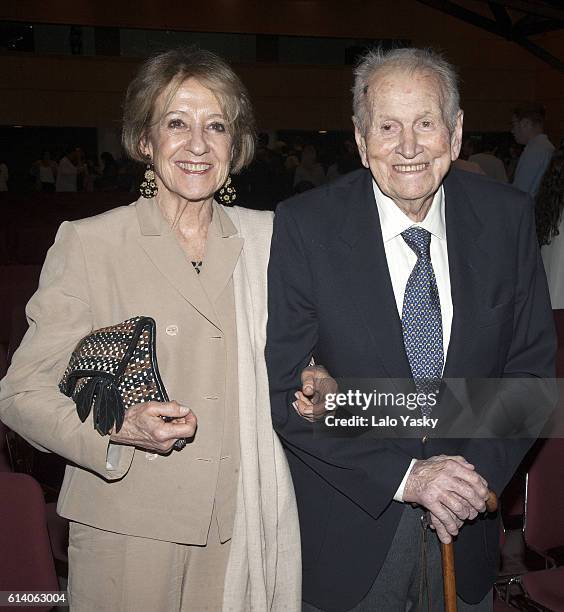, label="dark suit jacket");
[266,168,556,611]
